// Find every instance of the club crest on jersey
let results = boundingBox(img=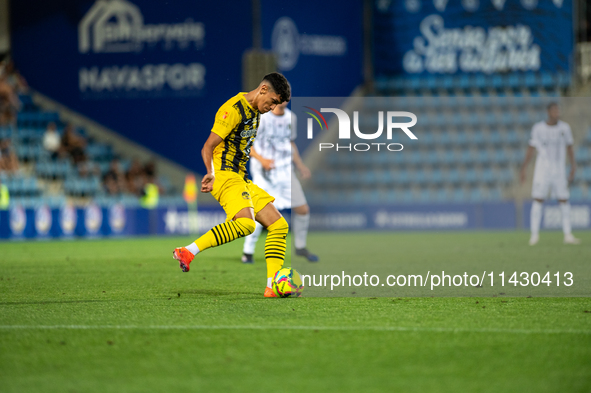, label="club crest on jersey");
[223,111,228,119]
[240,128,256,138]
[242,191,251,200]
